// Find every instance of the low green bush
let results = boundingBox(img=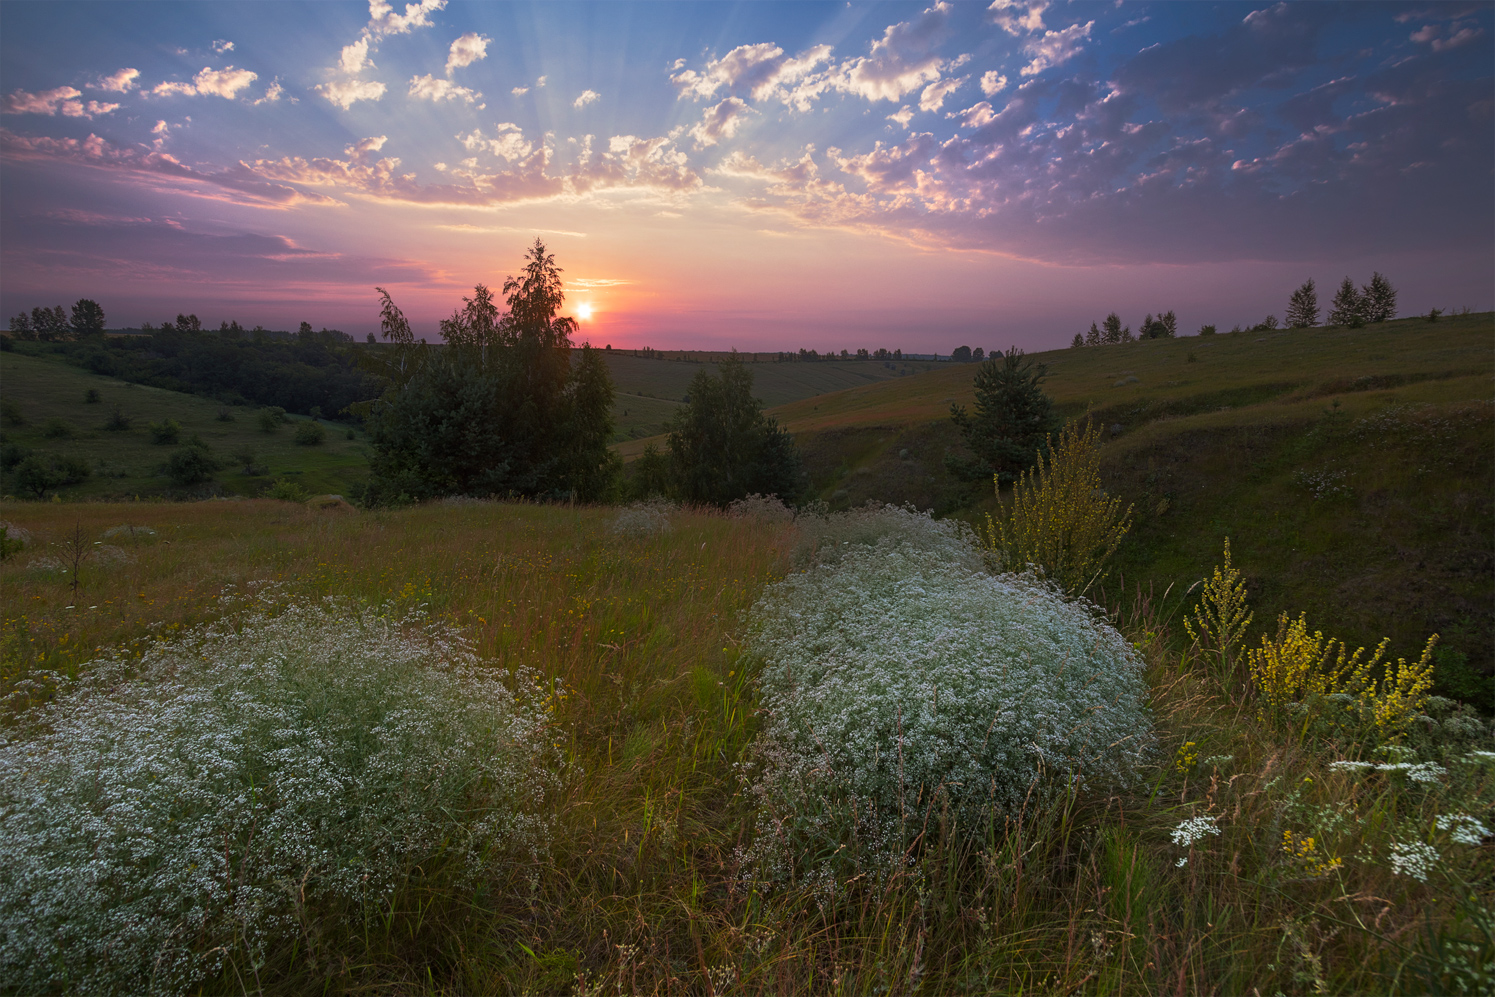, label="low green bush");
[147,418,181,444]
[294,419,325,446]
